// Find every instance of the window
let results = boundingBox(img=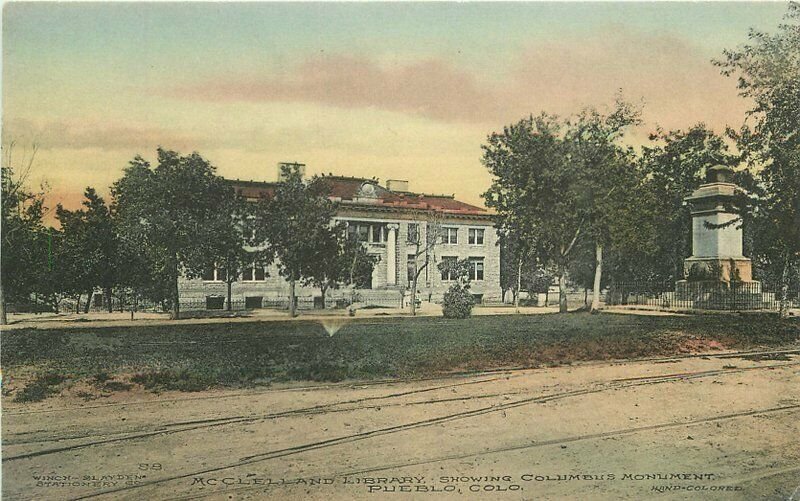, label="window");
[358,224,370,242]
[242,267,253,281]
[468,228,485,245]
[347,222,386,244]
[441,227,458,245]
[242,263,267,282]
[245,296,263,309]
[254,266,266,281]
[206,296,224,310]
[469,258,485,281]
[440,256,457,281]
[407,223,419,244]
[203,264,227,282]
[371,224,387,243]
[407,254,417,283]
